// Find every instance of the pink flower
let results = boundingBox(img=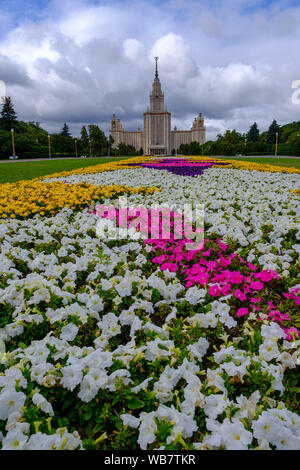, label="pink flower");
[227,271,244,284]
[249,281,264,291]
[218,257,231,267]
[250,297,261,303]
[206,261,219,271]
[234,289,247,301]
[282,326,300,341]
[248,263,258,271]
[202,249,212,257]
[217,241,228,251]
[160,262,178,272]
[254,270,279,282]
[268,310,290,323]
[187,272,210,286]
[221,283,231,295]
[208,284,221,297]
[236,307,249,317]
